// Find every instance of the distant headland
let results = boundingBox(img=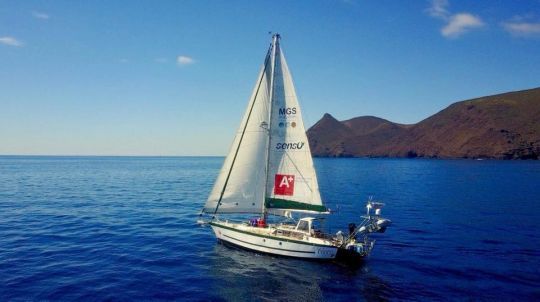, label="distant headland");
[307,87,540,159]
